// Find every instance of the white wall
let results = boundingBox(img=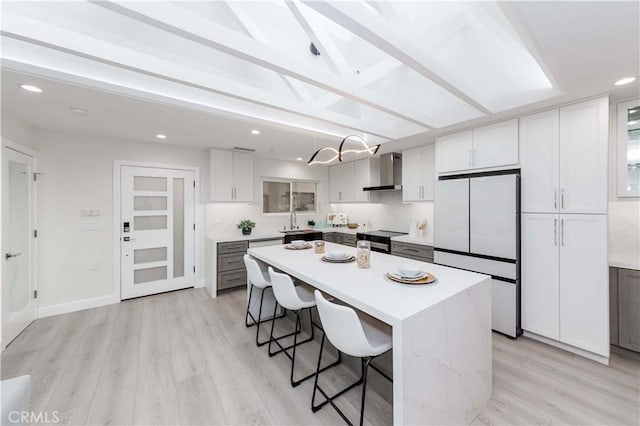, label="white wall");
[33,129,209,311]
[1,114,36,149]
[205,156,329,238]
[608,98,640,268]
